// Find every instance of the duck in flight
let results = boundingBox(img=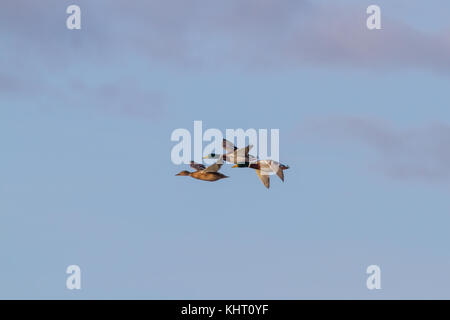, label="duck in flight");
[176,139,289,188]
[233,160,290,189]
[203,139,257,165]
[176,160,228,182]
